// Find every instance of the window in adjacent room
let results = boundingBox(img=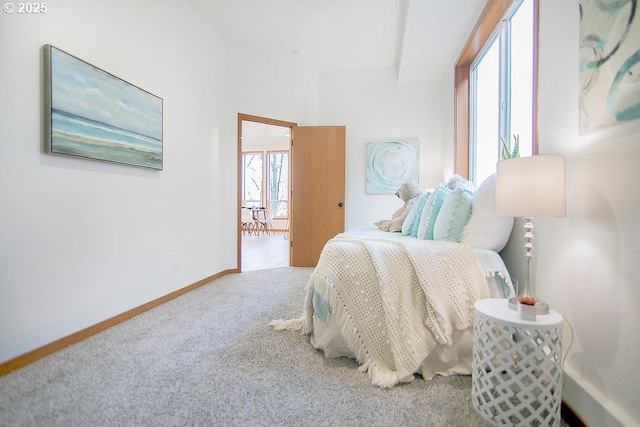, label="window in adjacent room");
[242,152,263,208]
[267,151,289,218]
[242,150,289,219]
